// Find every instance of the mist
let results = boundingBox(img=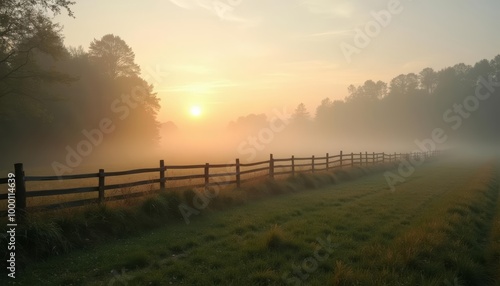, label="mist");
[1,2,500,175]
[4,1,500,285]
[2,53,500,173]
